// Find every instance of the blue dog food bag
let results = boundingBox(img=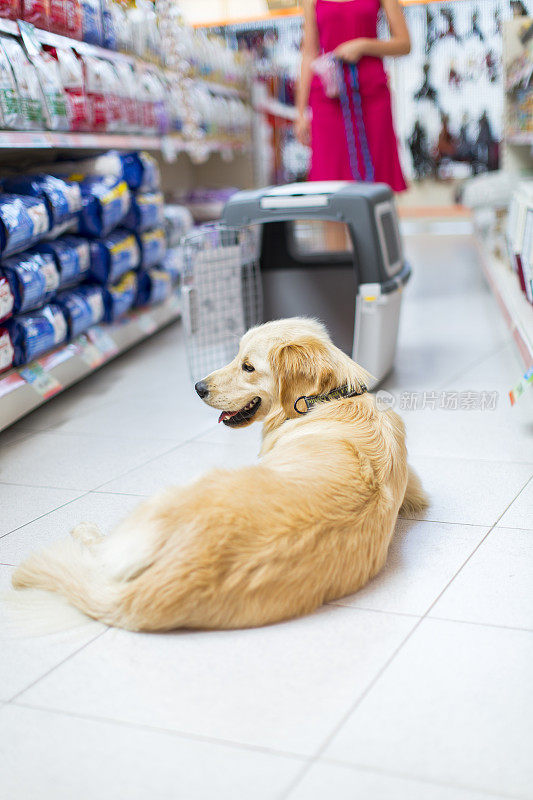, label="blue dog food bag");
[135,268,172,308]
[102,271,137,322]
[161,246,185,286]
[2,251,59,314]
[81,0,104,45]
[89,229,140,284]
[123,191,164,233]
[34,235,91,290]
[55,284,105,338]
[138,228,166,270]
[8,303,67,365]
[0,194,49,257]
[77,176,131,238]
[119,152,160,192]
[2,175,82,229]
[163,204,194,248]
